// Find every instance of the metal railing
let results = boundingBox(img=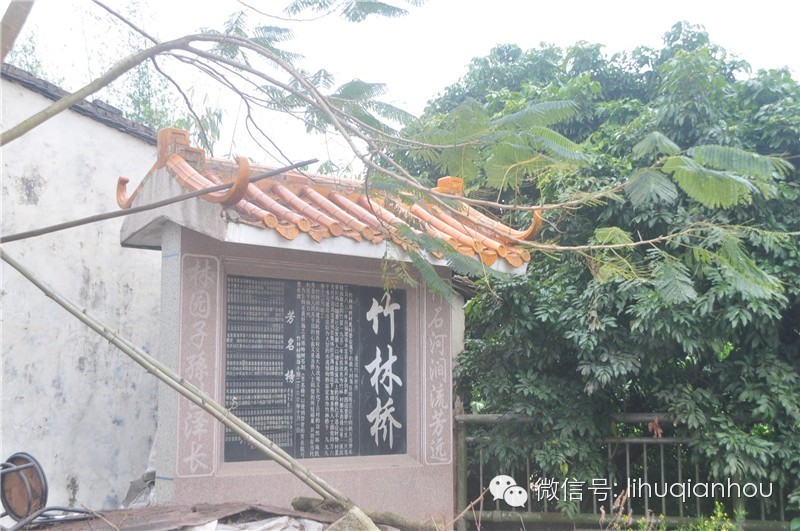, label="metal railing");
[454,413,795,530]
